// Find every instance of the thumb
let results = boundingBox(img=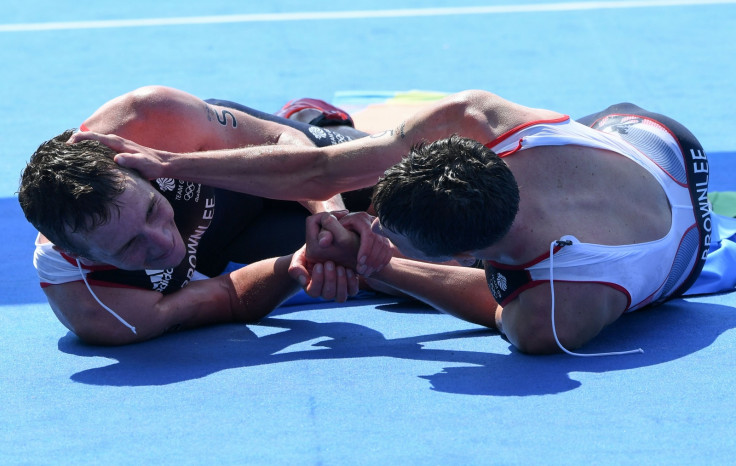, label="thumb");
[288,246,310,286]
[320,214,352,245]
[318,229,334,247]
[113,153,130,167]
